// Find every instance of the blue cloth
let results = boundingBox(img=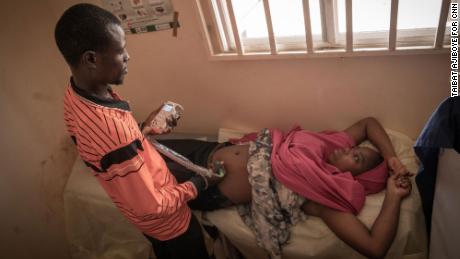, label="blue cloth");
[414,96,460,237]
